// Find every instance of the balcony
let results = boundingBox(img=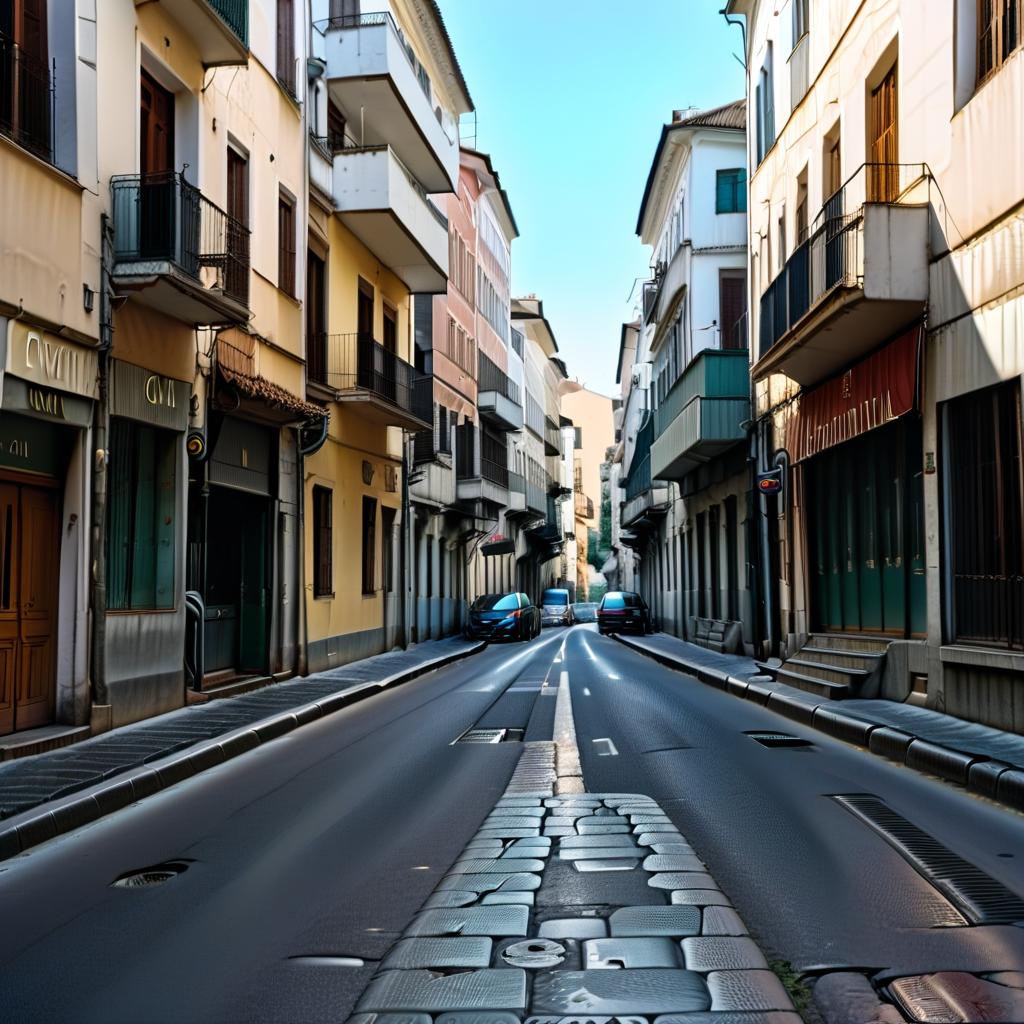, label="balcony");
[307,331,431,431]
[544,417,561,456]
[138,0,248,66]
[322,12,458,191]
[111,171,250,324]
[575,493,595,520]
[477,352,523,431]
[754,163,929,386]
[332,145,448,293]
[0,30,53,162]
[621,418,669,528]
[455,423,509,507]
[651,348,749,481]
